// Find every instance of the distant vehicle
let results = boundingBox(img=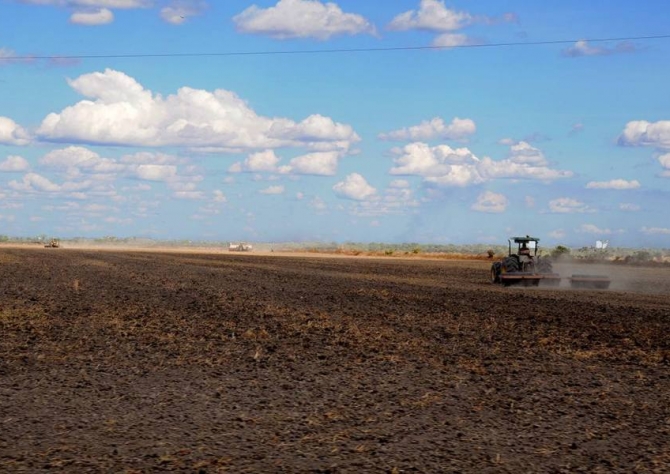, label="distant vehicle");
[490,235,610,289]
[44,238,60,248]
[490,236,559,287]
[229,242,253,252]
